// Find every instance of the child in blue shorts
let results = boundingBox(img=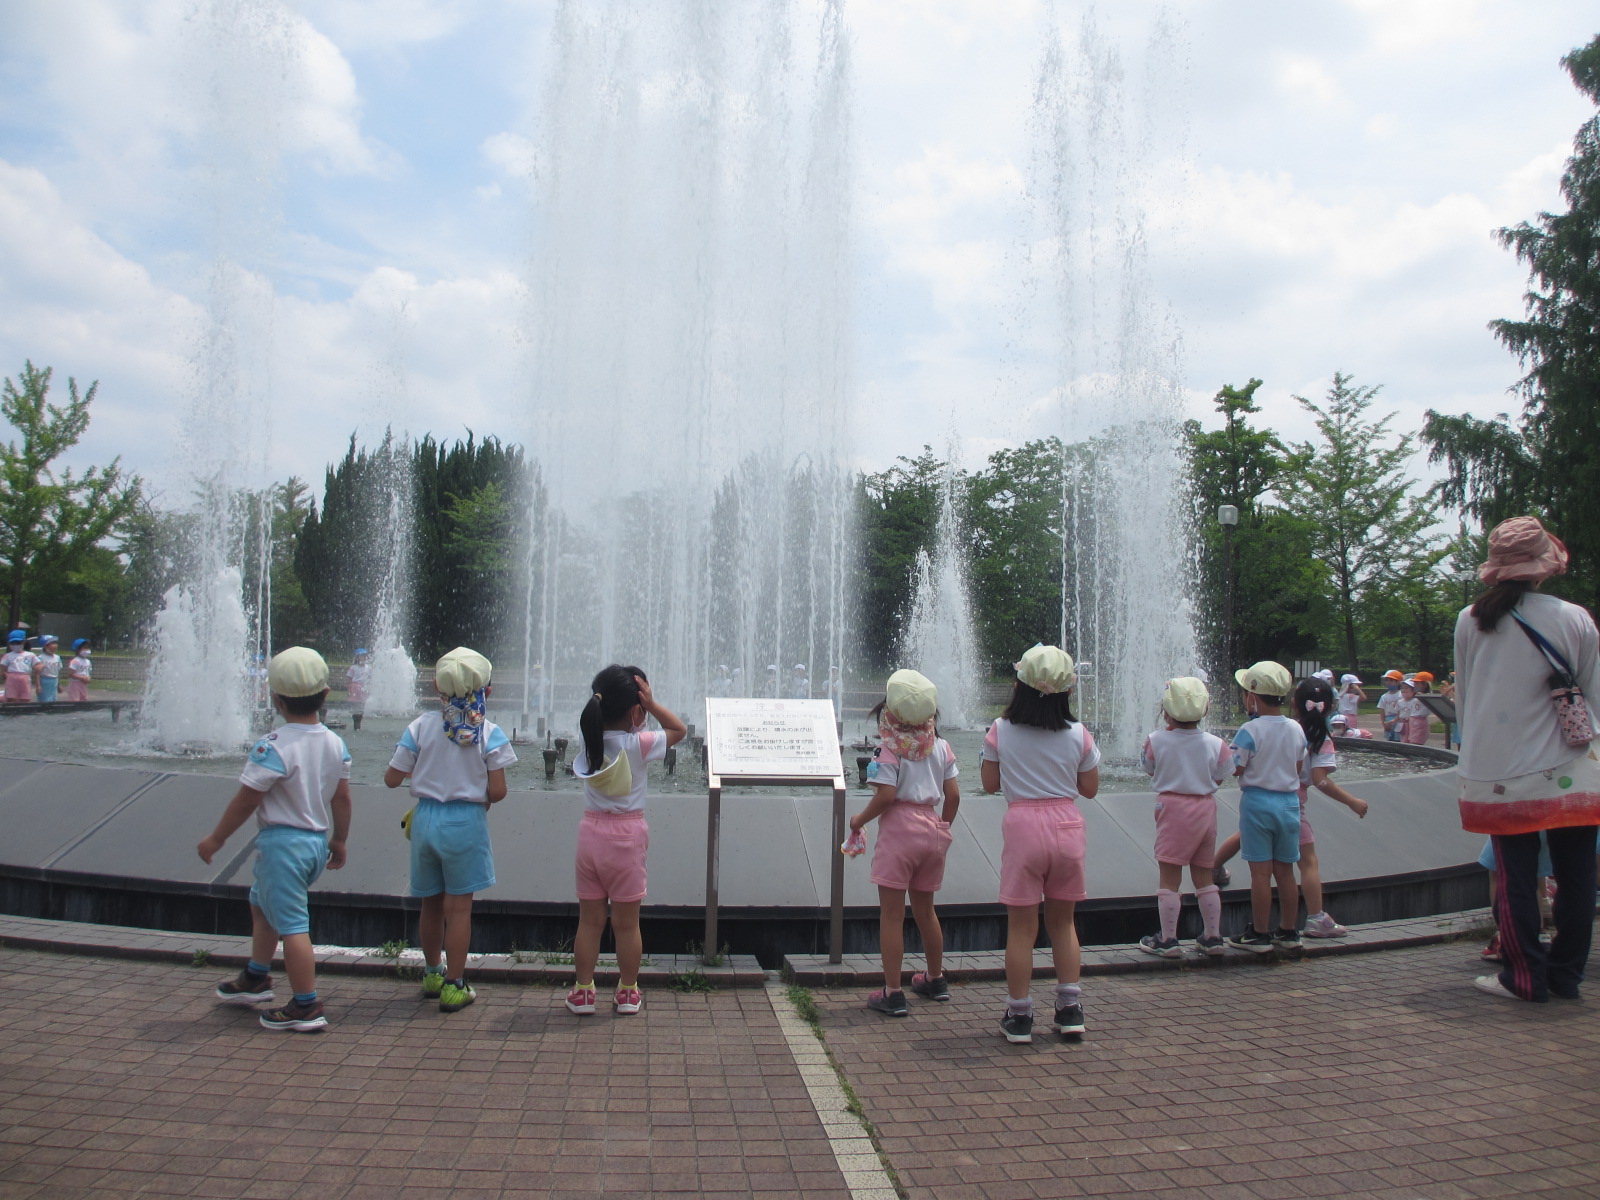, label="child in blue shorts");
[198,647,352,1032]
[384,647,517,1013]
[1226,661,1306,954]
